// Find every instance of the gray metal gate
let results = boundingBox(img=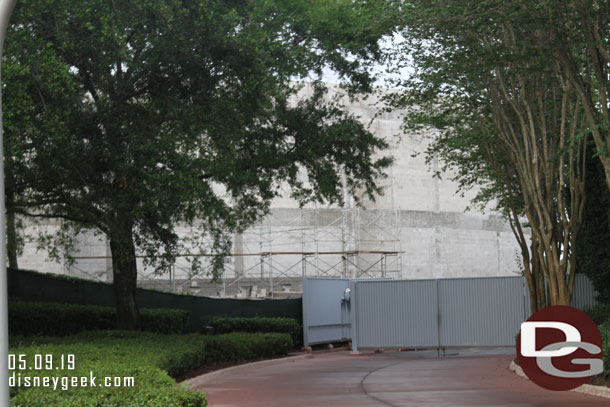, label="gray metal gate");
[303,275,598,350]
[437,277,525,347]
[350,279,439,349]
[347,275,597,351]
[302,277,393,346]
[302,277,352,346]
